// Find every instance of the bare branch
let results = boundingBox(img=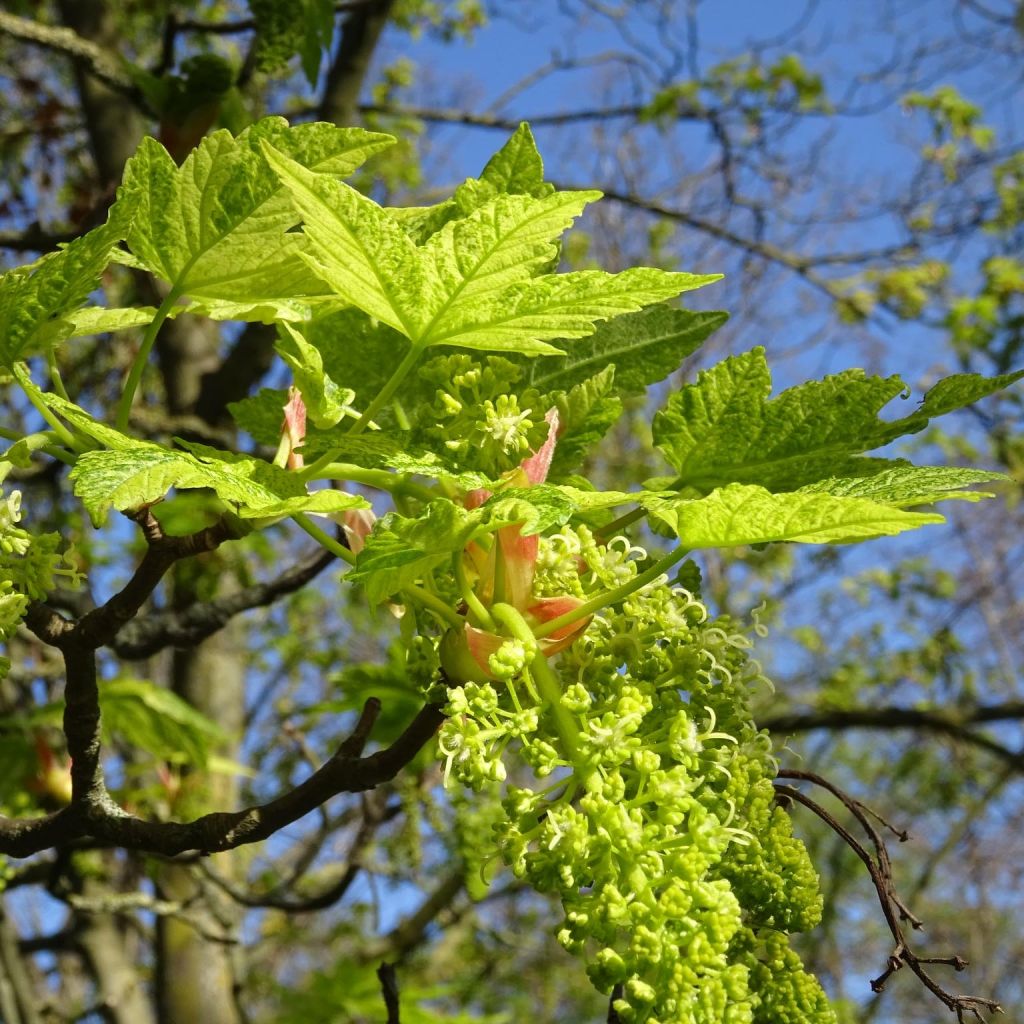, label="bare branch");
[175,1,385,35]
[764,704,1024,773]
[356,101,702,131]
[111,546,336,660]
[359,869,463,963]
[200,795,399,911]
[74,511,241,652]
[0,700,444,859]
[776,769,1002,1021]
[0,224,81,253]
